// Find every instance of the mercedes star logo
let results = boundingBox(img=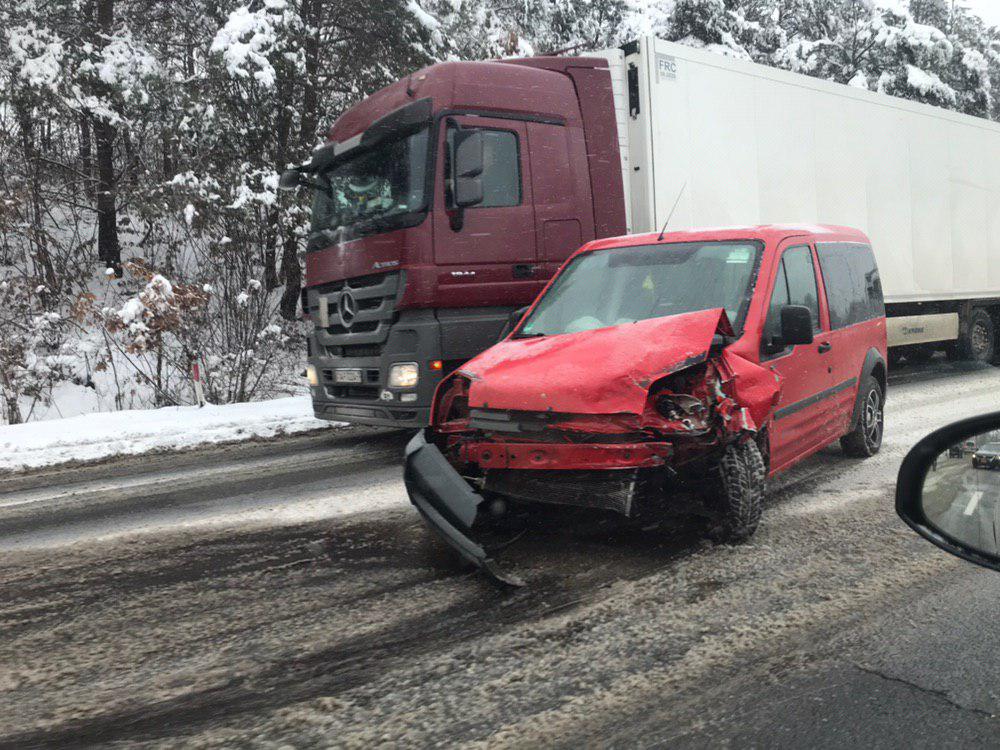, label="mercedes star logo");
[338,290,358,328]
